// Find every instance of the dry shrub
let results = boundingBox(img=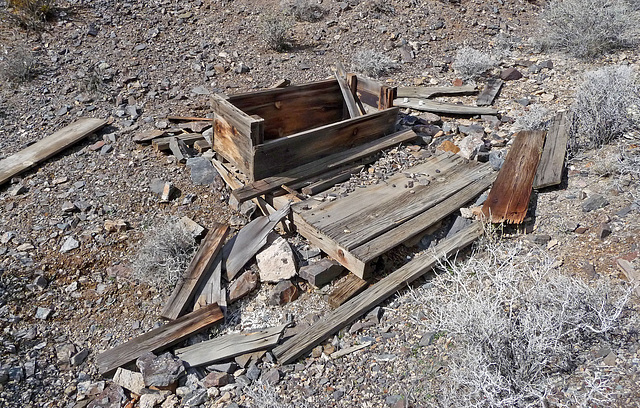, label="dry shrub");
[412,235,634,407]
[262,13,294,52]
[537,0,638,58]
[514,104,550,131]
[351,49,396,78]
[0,46,40,82]
[281,0,324,22]
[2,0,56,29]
[452,46,495,79]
